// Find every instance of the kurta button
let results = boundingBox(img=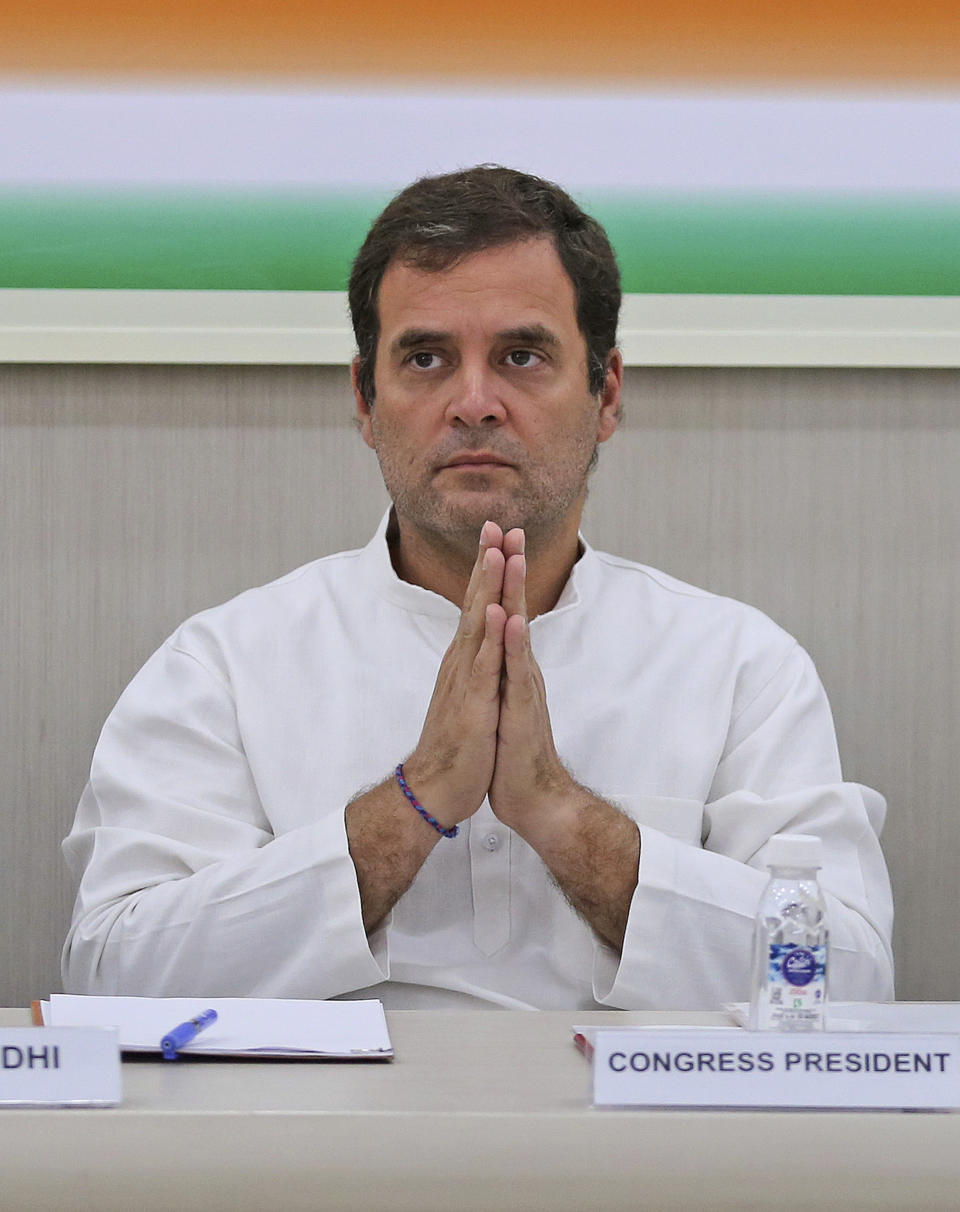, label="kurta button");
[483,832,500,852]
